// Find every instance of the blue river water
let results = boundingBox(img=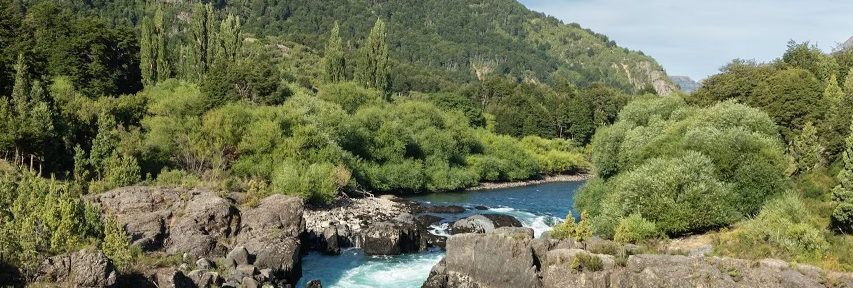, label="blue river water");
[298,181,585,288]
